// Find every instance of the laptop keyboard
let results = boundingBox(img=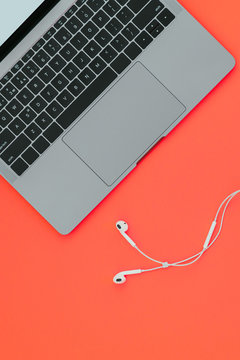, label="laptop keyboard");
[0,0,175,176]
